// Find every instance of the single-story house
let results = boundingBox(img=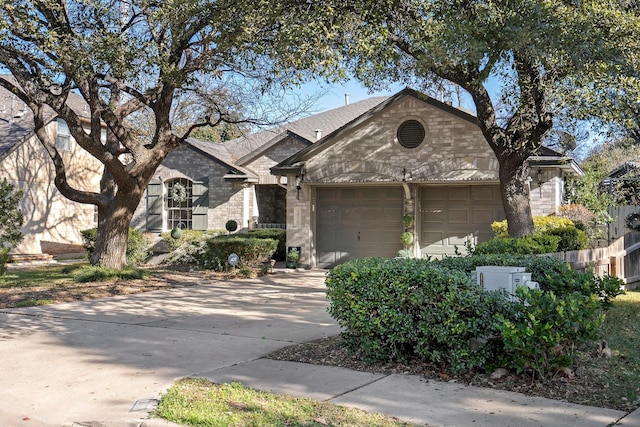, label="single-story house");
[3,79,581,265]
[271,89,582,267]
[130,96,389,233]
[0,78,102,258]
[133,87,581,268]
